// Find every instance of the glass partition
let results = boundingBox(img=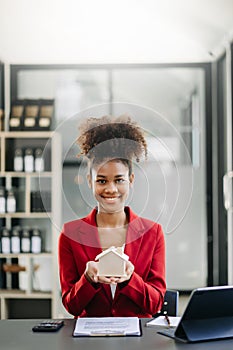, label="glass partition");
[11,64,210,291]
[111,68,207,290]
